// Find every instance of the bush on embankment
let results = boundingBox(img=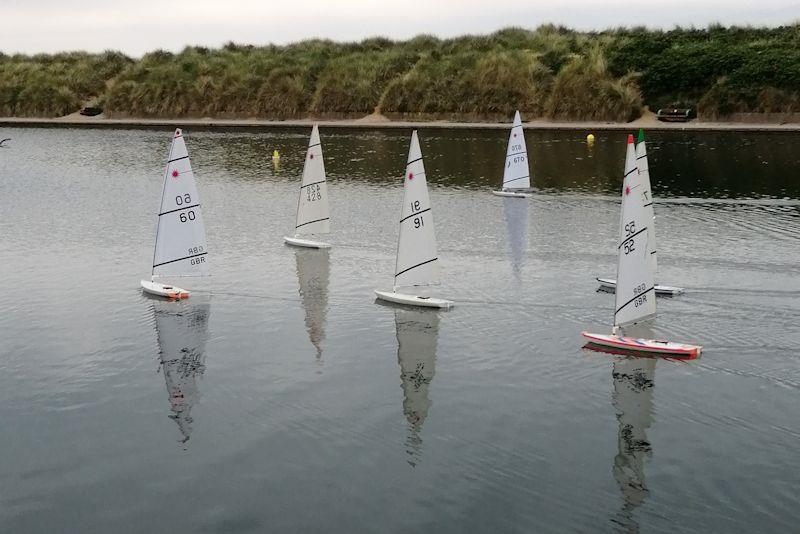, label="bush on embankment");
[2,24,800,121]
[0,51,131,116]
